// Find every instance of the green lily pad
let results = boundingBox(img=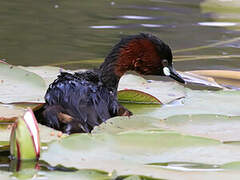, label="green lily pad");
[19,65,62,87]
[92,115,162,134]
[116,175,162,180]
[178,71,223,90]
[122,89,240,119]
[0,62,46,103]
[42,129,240,178]
[43,169,112,180]
[188,70,240,89]
[41,130,225,176]
[93,114,240,142]
[118,90,162,104]
[0,104,24,122]
[158,114,240,142]
[118,74,185,104]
